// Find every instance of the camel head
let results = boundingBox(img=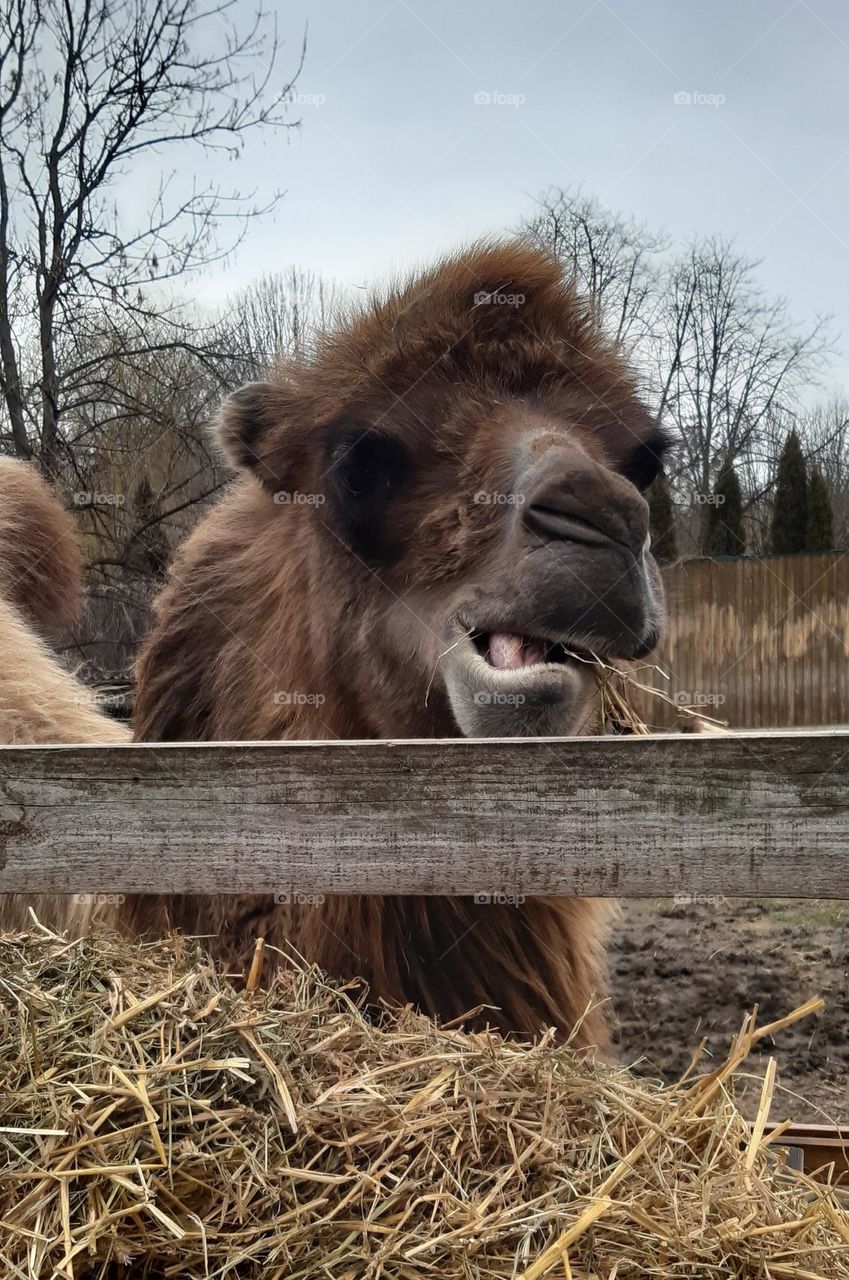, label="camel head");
[213,240,668,740]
